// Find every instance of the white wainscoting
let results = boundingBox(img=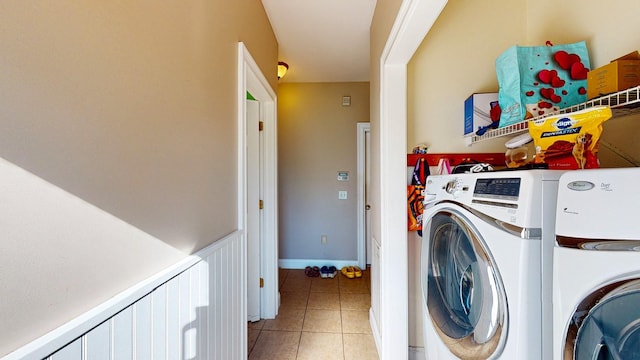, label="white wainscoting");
[4,231,246,360]
[370,237,381,355]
